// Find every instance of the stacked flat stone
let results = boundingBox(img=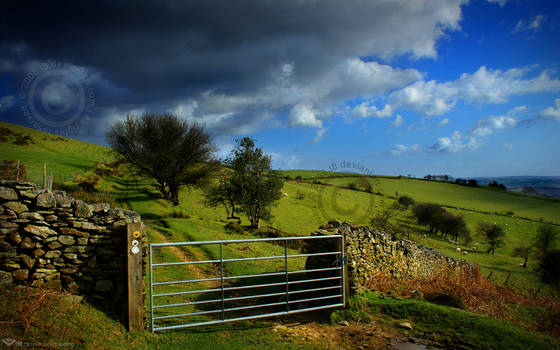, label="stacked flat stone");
[308,222,471,293]
[0,180,144,311]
